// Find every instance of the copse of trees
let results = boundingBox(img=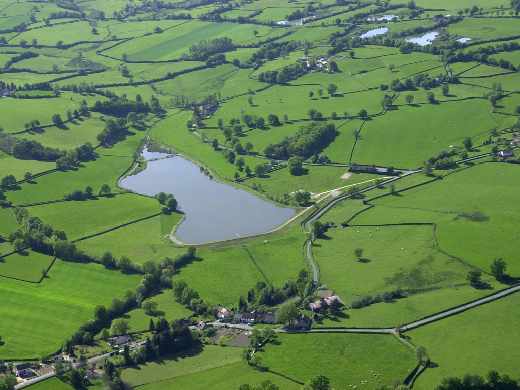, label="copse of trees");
[156,192,178,213]
[264,122,337,160]
[258,62,308,84]
[187,37,234,60]
[172,279,209,315]
[92,94,150,117]
[249,41,301,64]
